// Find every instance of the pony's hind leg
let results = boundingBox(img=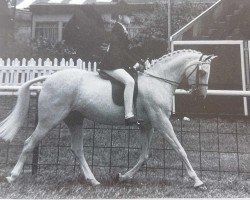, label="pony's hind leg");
[118,124,153,181]
[7,107,71,183]
[6,123,51,183]
[64,111,100,186]
[6,92,73,183]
